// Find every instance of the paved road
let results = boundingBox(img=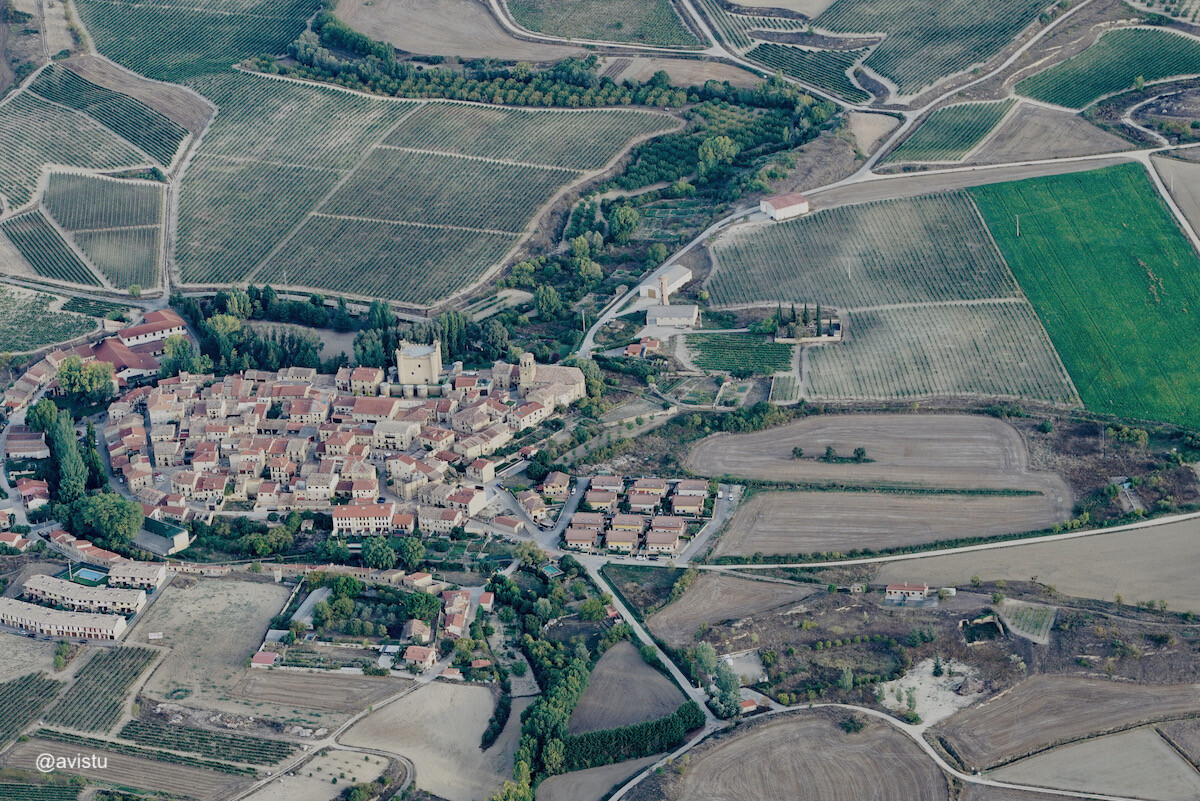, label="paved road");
[677,484,738,565]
